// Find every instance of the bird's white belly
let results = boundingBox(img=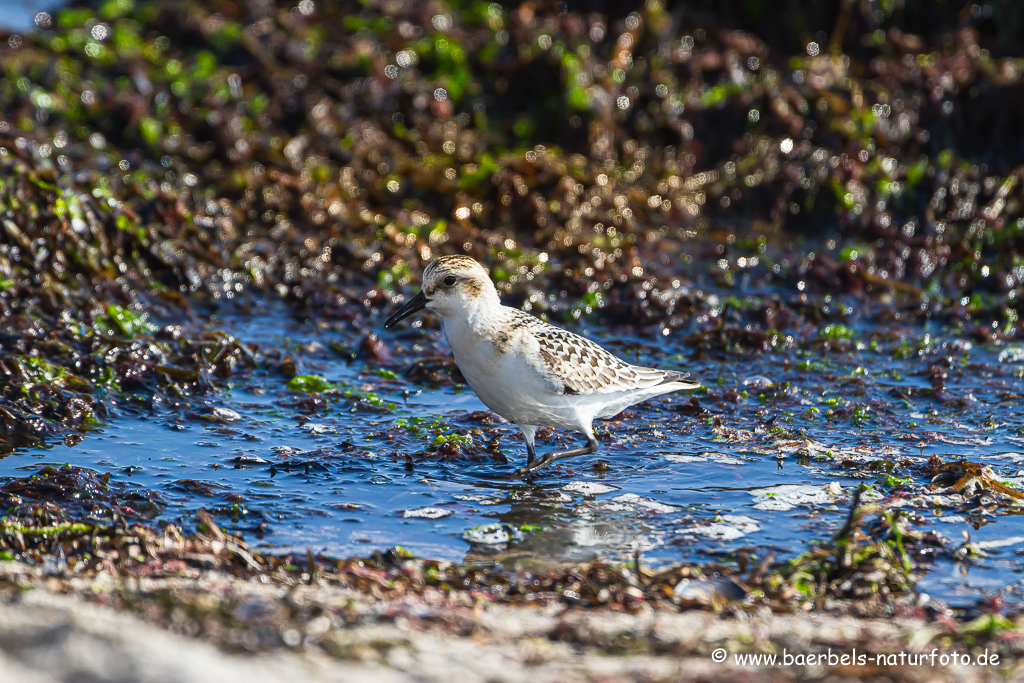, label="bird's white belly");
[449,338,591,430]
